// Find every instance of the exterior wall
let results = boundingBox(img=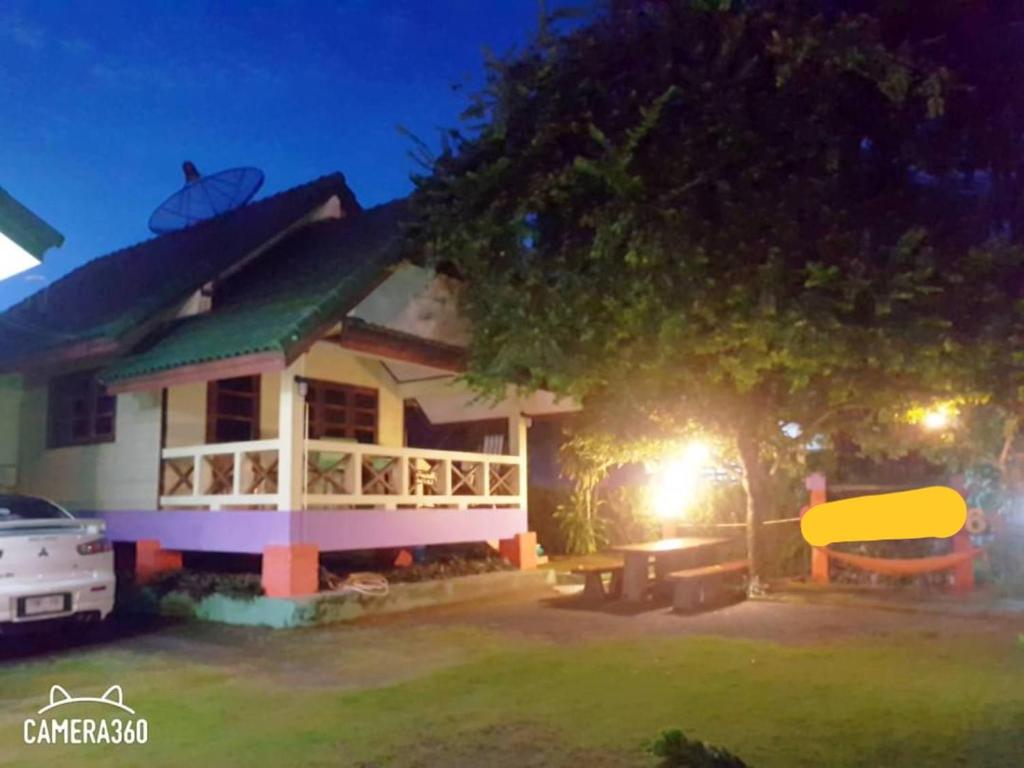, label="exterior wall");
[260,372,280,439]
[165,381,206,447]
[101,507,528,554]
[0,375,23,489]
[349,263,468,345]
[16,382,162,511]
[161,344,400,446]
